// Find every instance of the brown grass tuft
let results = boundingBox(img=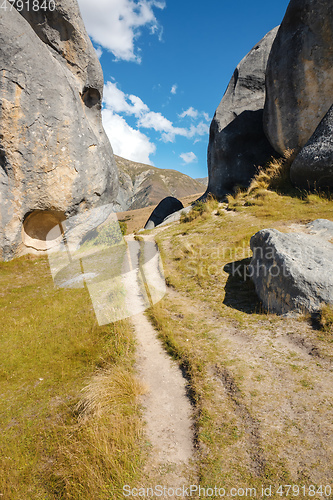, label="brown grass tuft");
[318,304,333,334]
[248,149,295,195]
